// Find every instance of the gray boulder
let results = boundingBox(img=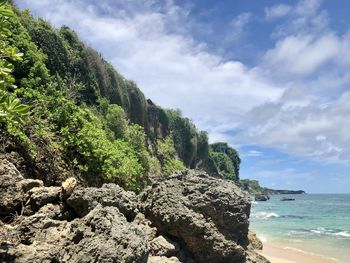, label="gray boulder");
[1,206,149,263]
[61,205,149,263]
[134,213,157,241]
[248,231,263,250]
[25,186,61,211]
[67,183,139,220]
[254,194,269,202]
[150,235,180,257]
[141,170,267,263]
[0,159,25,216]
[147,256,182,263]
[19,179,43,193]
